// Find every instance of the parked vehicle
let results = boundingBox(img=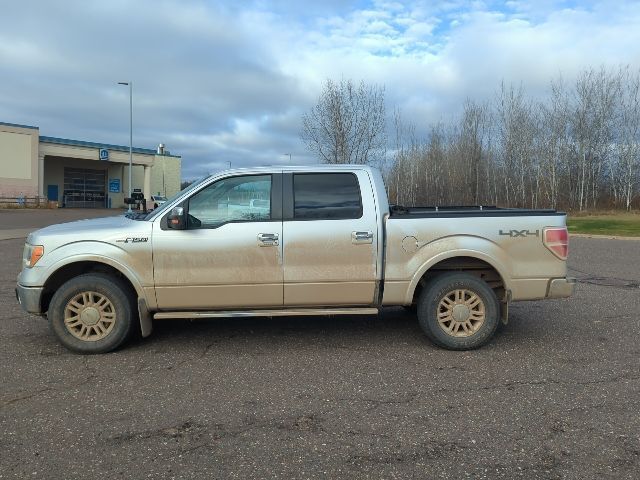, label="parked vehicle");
[150,194,167,209]
[16,165,575,353]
